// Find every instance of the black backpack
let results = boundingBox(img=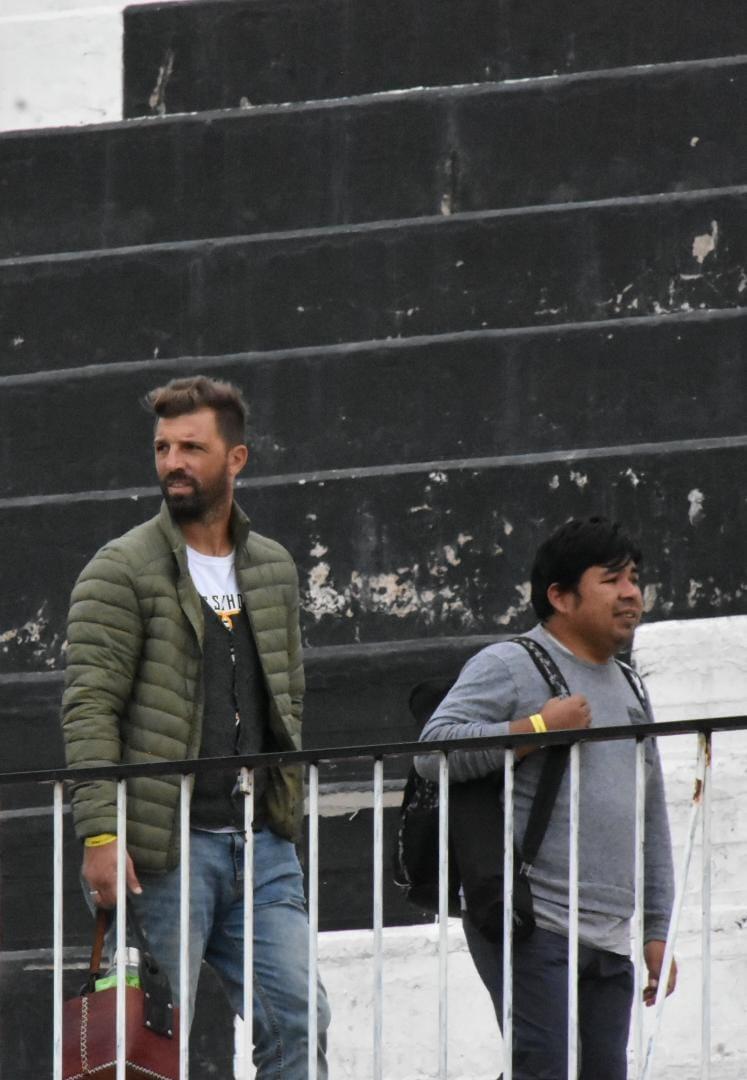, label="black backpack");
[392,637,648,941]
